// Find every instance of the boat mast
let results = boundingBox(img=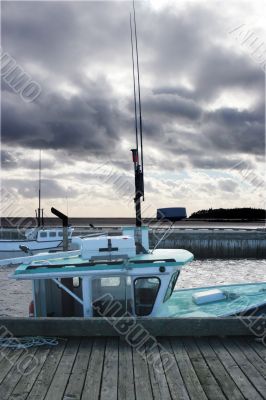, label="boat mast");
[130,0,144,228]
[36,149,43,227]
[130,13,139,159]
[133,0,144,199]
